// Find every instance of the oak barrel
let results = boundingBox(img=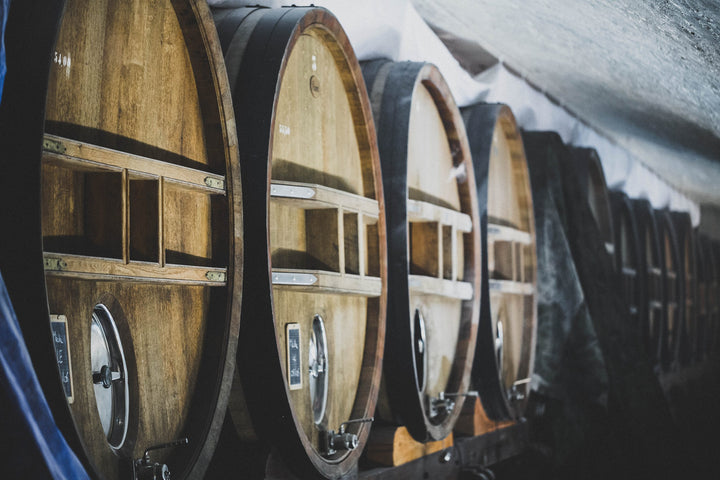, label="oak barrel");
[213,7,386,478]
[656,210,683,371]
[695,234,713,362]
[570,147,615,260]
[631,199,664,367]
[711,241,720,356]
[463,104,538,420]
[670,212,697,366]
[362,60,481,441]
[609,191,643,336]
[0,0,242,479]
